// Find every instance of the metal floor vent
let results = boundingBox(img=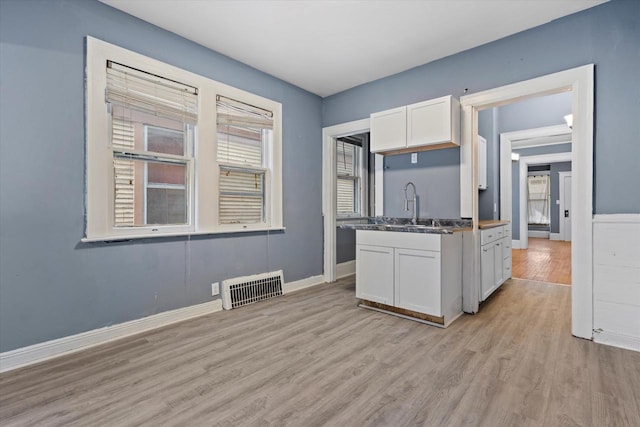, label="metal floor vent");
[221,270,284,310]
